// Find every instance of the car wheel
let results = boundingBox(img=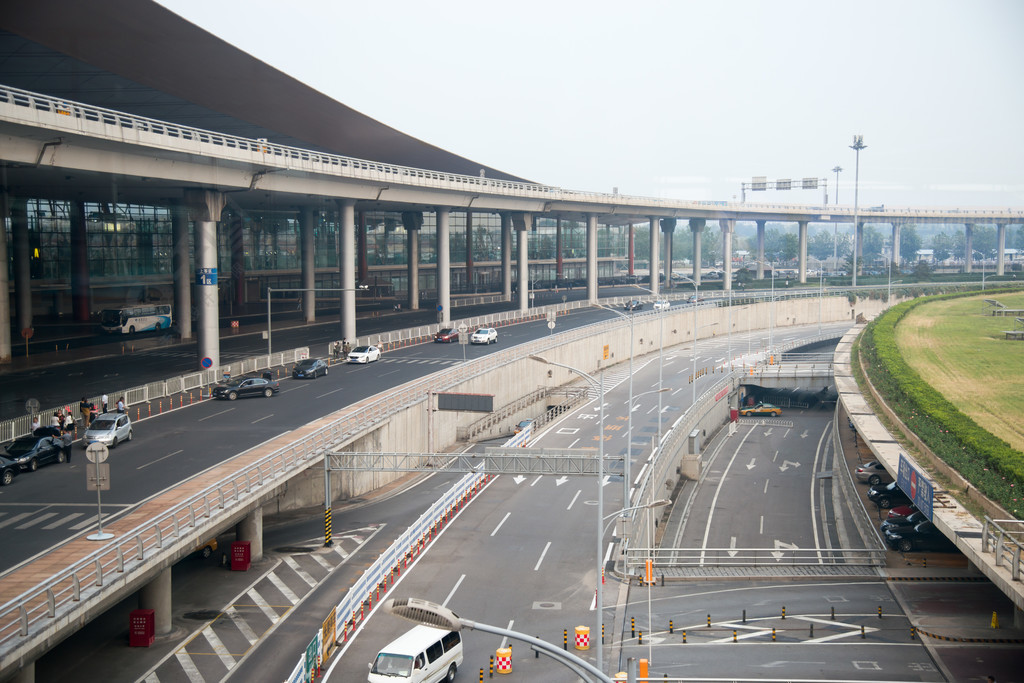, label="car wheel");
[228,391,238,401]
[868,474,881,485]
[111,437,118,448]
[201,545,213,559]
[445,664,457,682]
[323,368,328,376]
[57,451,66,464]
[898,539,913,553]
[878,497,892,509]
[127,429,133,441]
[29,458,38,472]
[1,469,13,485]
[264,388,273,398]
[154,322,161,331]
